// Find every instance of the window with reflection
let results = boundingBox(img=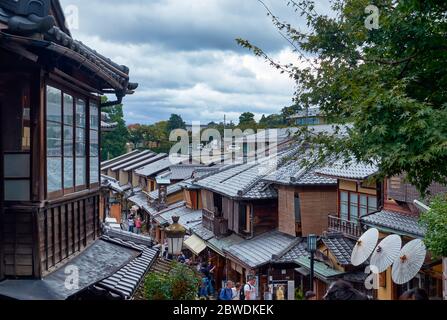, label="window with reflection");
[75,99,86,187]
[339,190,378,221]
[46,86,63,193]
[63,94,74,190]
[89,102,99,184]
[45,84,99,197]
